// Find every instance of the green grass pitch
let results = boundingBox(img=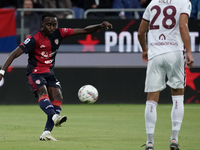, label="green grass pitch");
[0,104,199,150]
